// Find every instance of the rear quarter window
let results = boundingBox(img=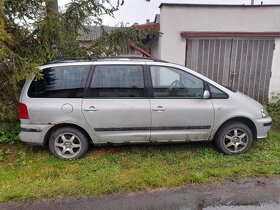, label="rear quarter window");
[28,65,90,98]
